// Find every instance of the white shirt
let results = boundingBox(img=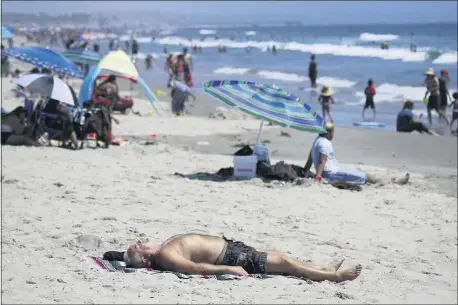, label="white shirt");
[311,137,340,174]
[184,53,192,66]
